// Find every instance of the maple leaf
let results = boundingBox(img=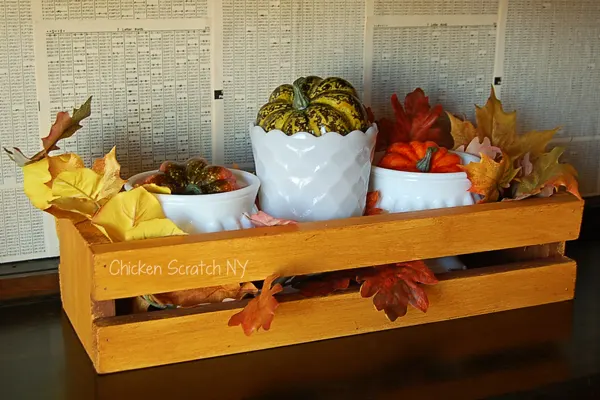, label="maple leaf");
[91,146,127,200]
[292,270,355,297]
[456,137,502,160]
[245,210,298,227]
[228,274,283,336]
[460,152,521,203]
[375,89,452,150]
[91,186,186,242]
[147,282,259,308]
[365,191,384,216]
[356,261,438,322]
[450,87,558,160]
[512,147,581,200]
[448,113,480,150]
